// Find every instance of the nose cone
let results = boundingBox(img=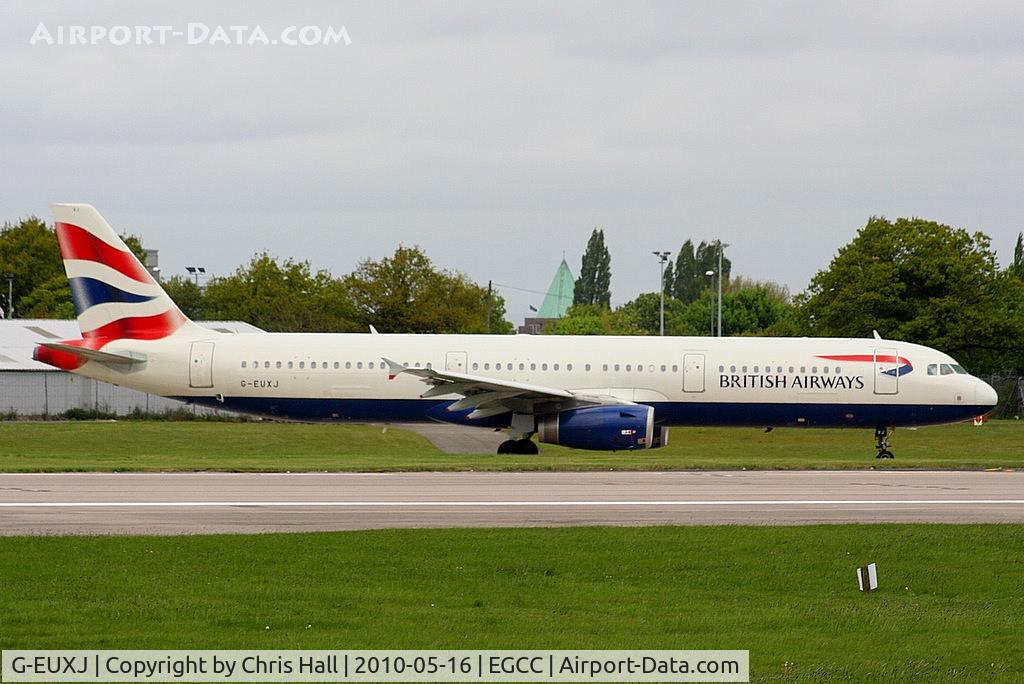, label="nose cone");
[976,379,998,408]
